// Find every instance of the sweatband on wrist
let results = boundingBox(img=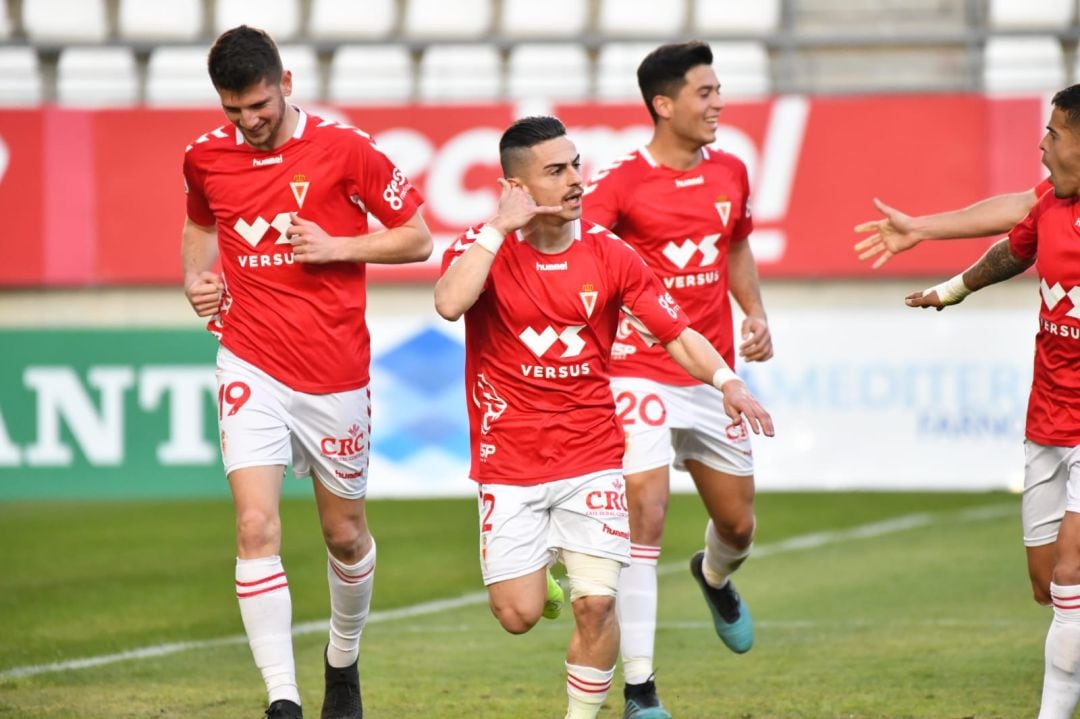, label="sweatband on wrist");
[474,224,505,254]
[925,274,970,306]
[711,366,739,391]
